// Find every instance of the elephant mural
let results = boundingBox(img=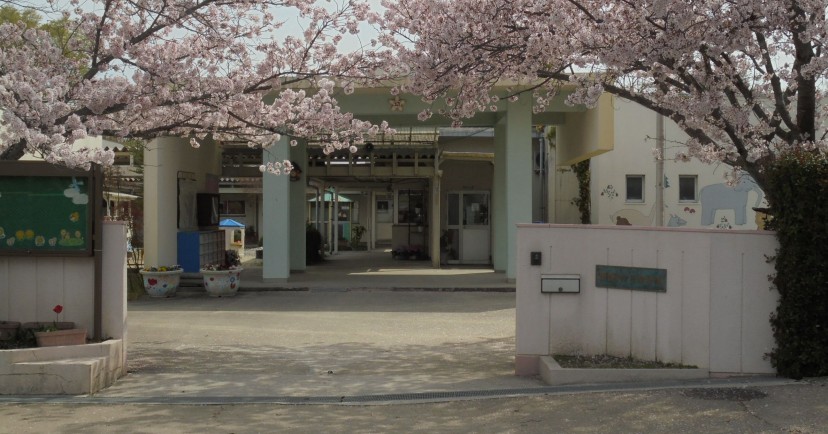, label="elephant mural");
[700,177,764,226]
